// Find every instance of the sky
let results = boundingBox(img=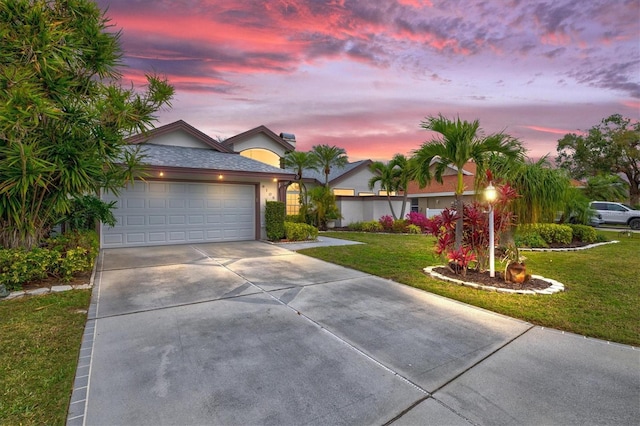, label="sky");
[95,0,640,162]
